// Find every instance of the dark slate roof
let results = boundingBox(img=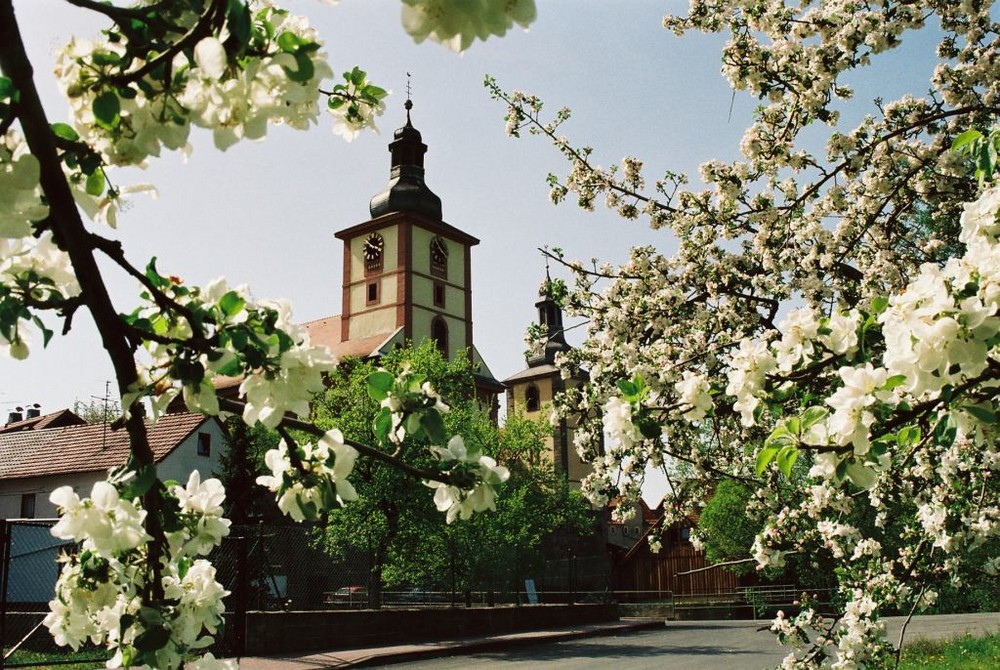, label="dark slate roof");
[0,412,214,481]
